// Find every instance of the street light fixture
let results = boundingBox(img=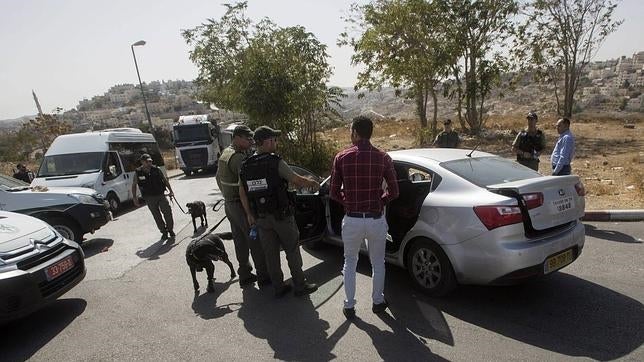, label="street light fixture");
[131,40,153,132]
